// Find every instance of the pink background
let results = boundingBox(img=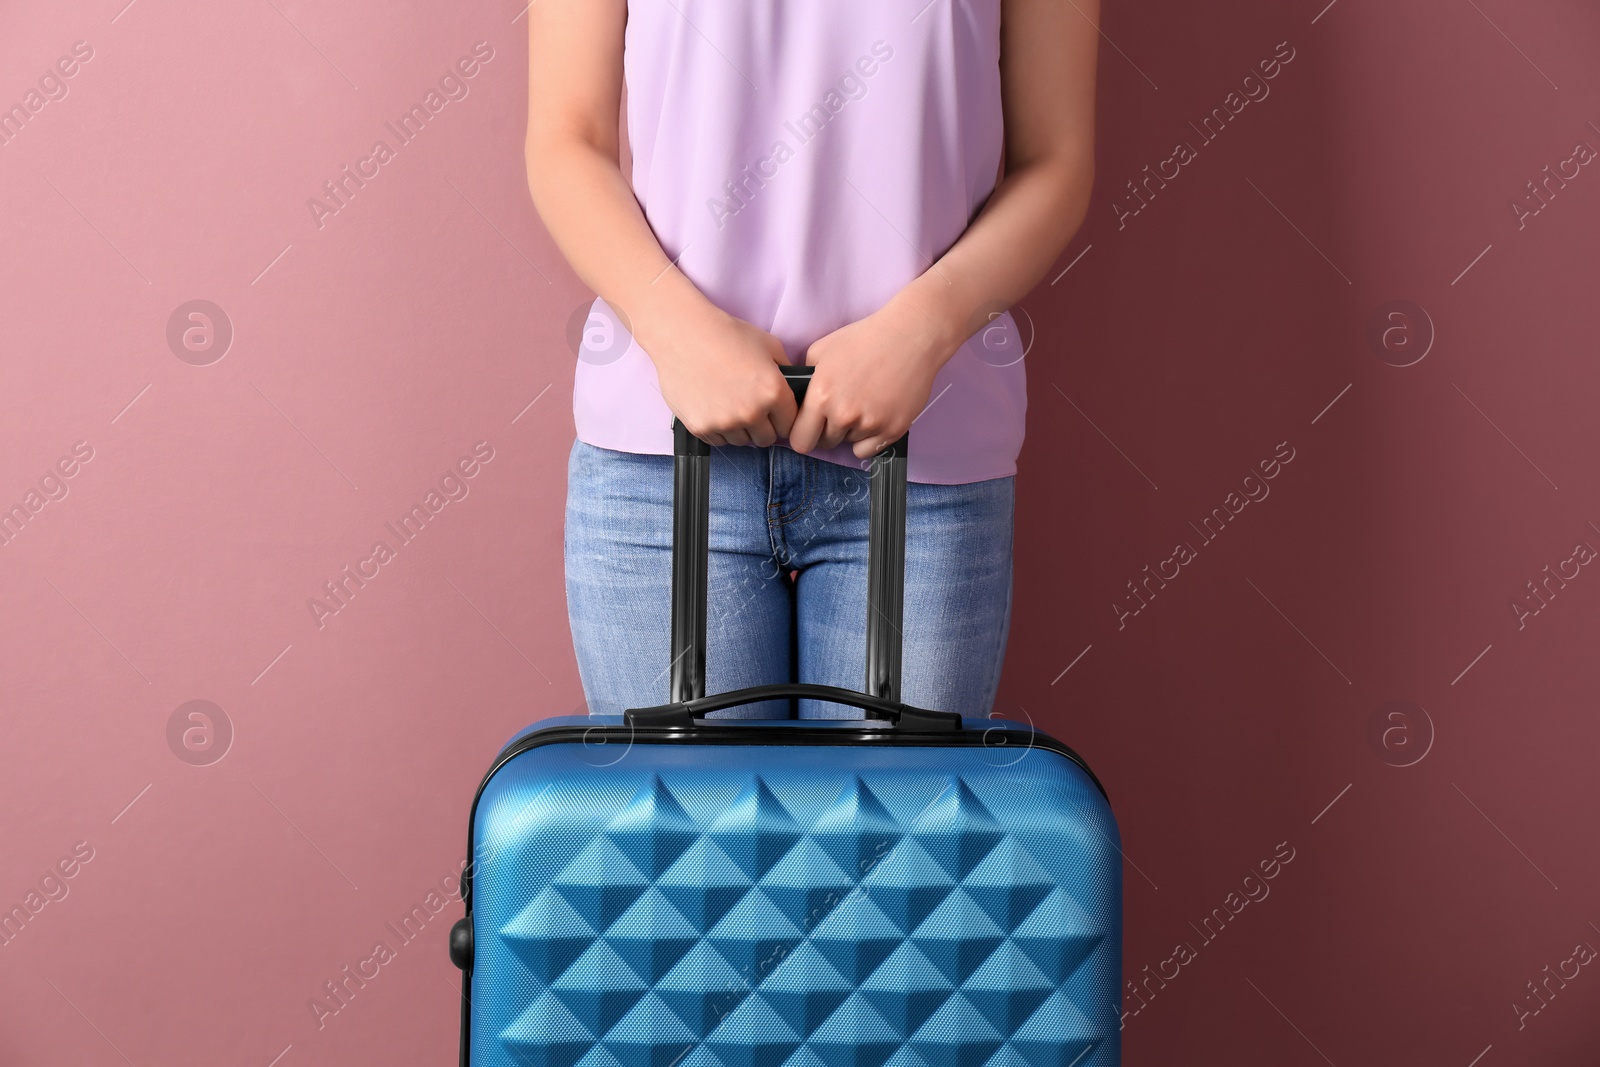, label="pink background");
[3,0,1598,1064]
